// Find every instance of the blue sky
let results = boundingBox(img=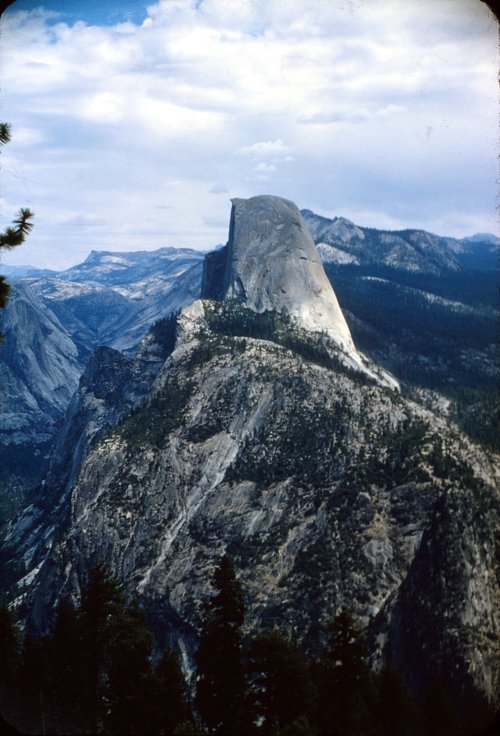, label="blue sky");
[0,0,498,269]
[3,0,149,26]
